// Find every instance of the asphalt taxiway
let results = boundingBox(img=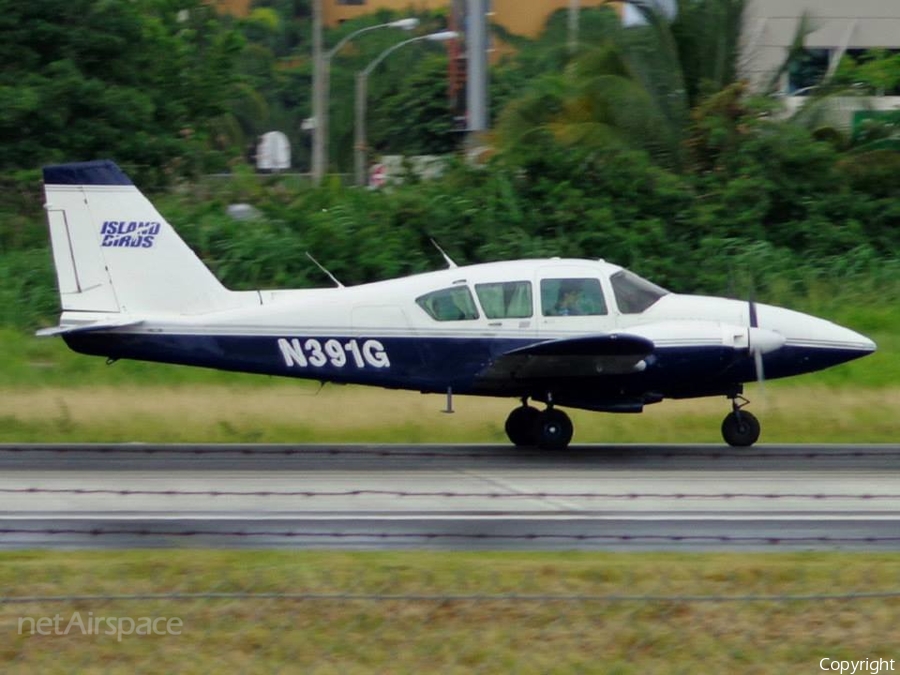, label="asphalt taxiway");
[1,444,898,550]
